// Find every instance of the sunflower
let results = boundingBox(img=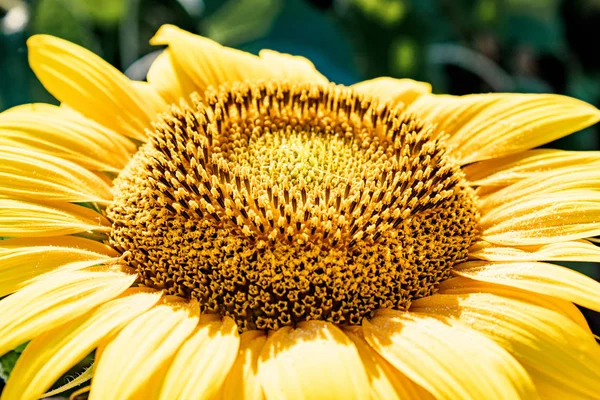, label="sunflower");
[1,24,600,400]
